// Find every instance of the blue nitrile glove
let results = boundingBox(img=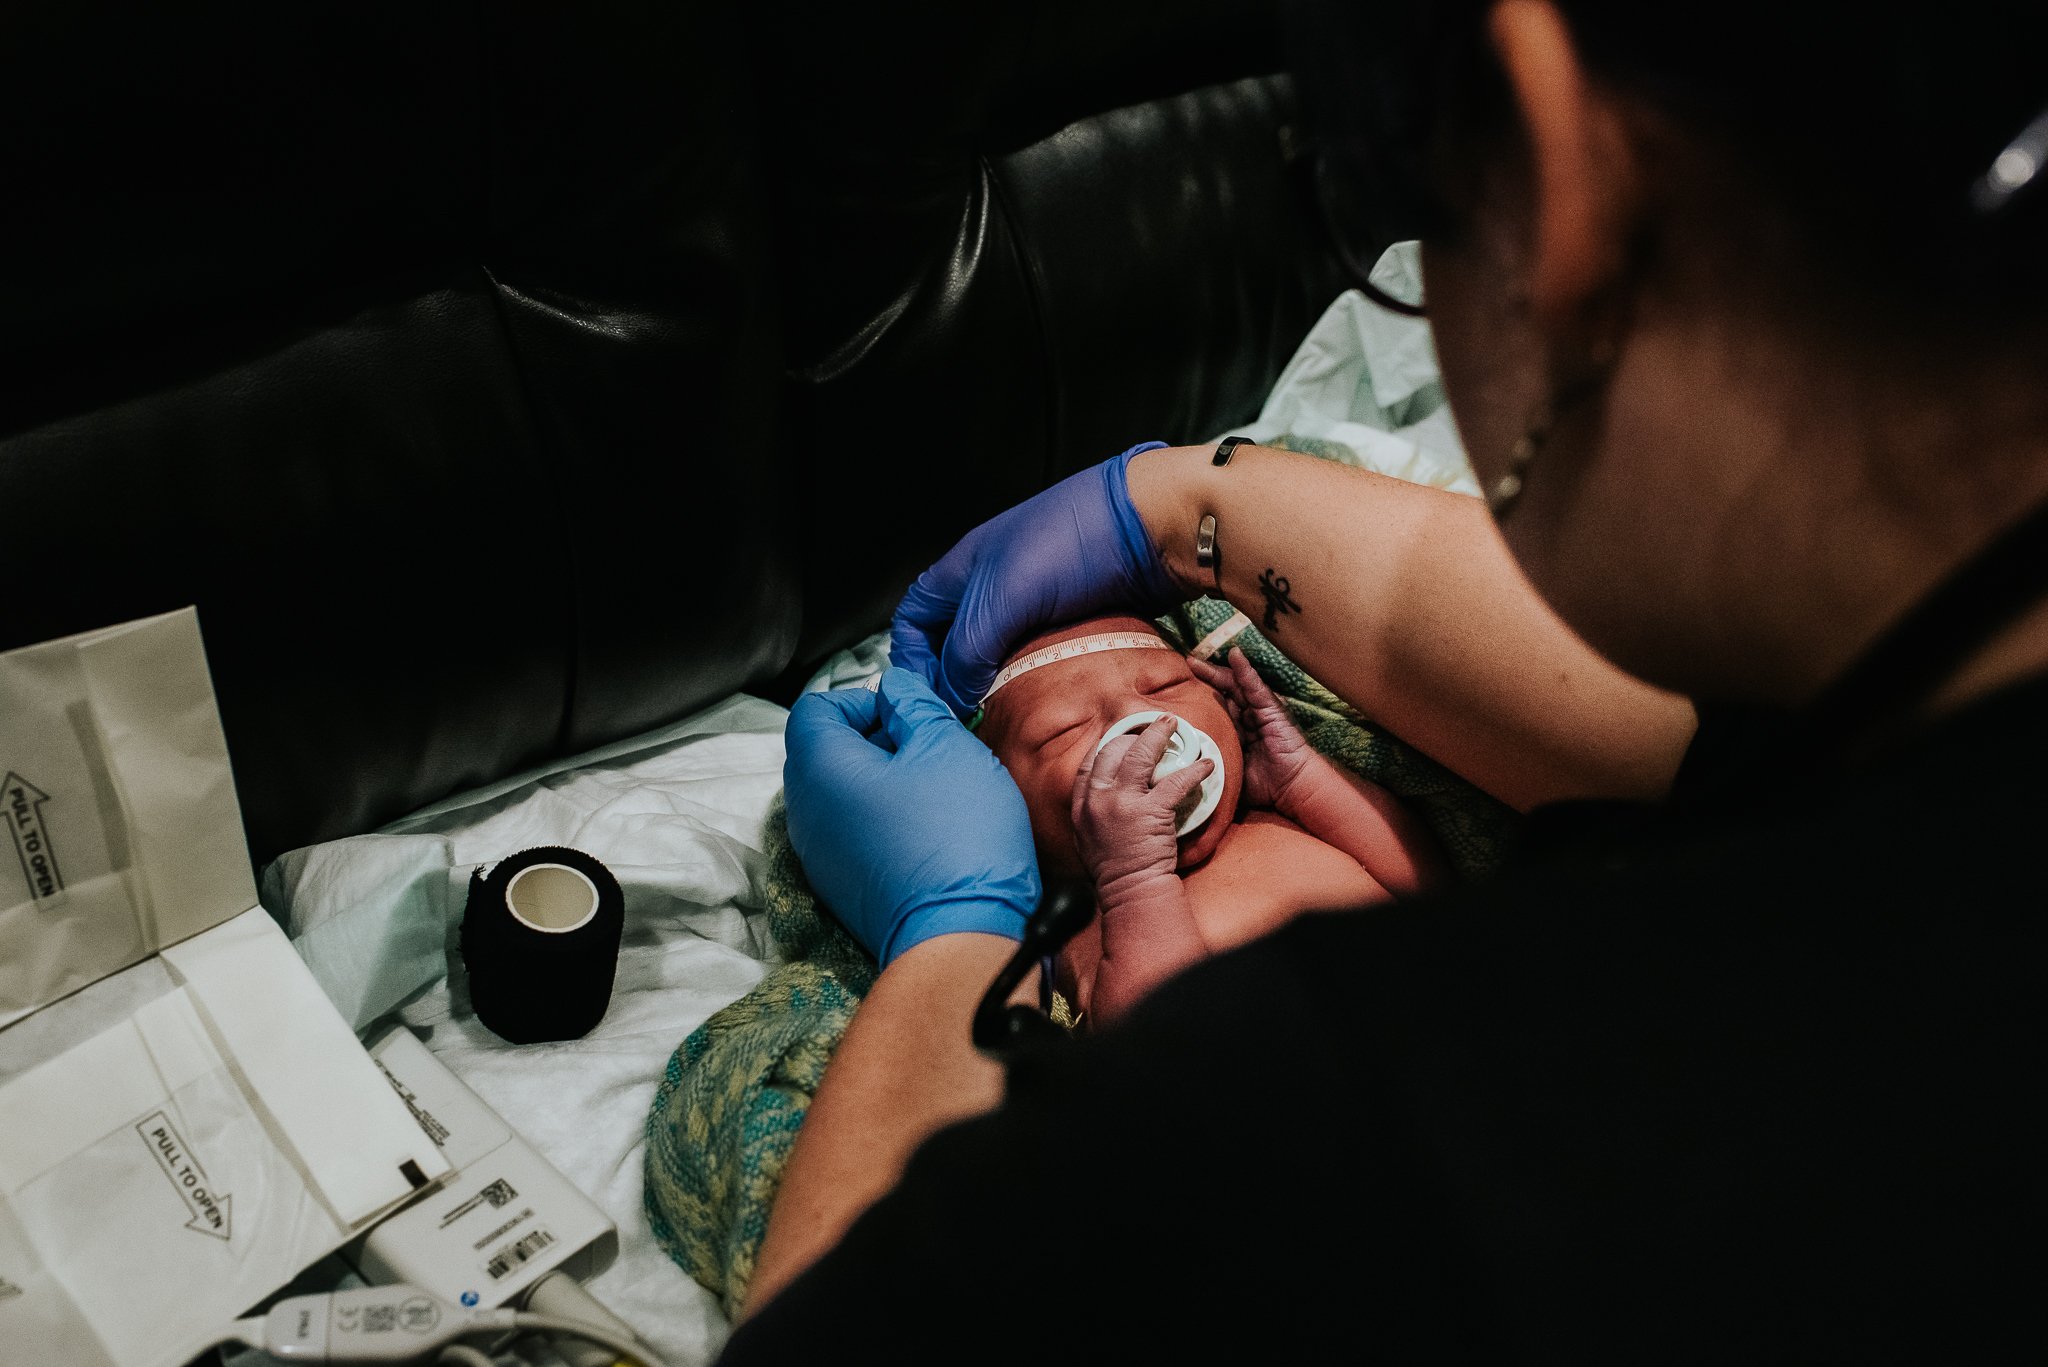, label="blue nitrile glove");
[892,441,1177,717]
[784,668,1041,965]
